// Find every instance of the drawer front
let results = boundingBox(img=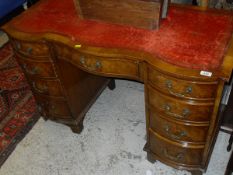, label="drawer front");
[35,95,71,118]
[16,57,57,78]
[149,130,204,165]
[148,86,214,122]
[148,66,218,100]
[76,54,139,78]
[149,111,209,143]
[12,39,50,58]
[30,78,64,97]
[54,45,139,78]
